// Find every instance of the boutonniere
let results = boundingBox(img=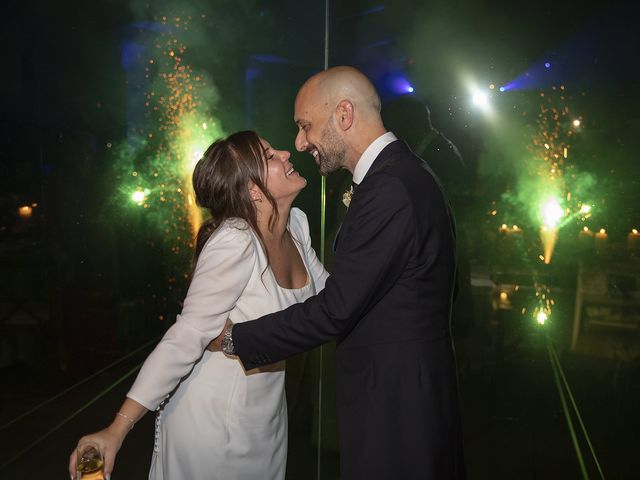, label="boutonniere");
[342,186,353,208]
